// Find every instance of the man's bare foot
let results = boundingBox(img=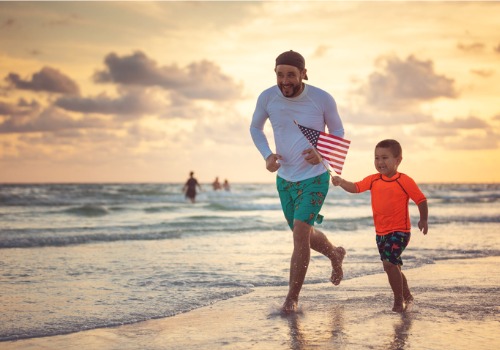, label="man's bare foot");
[330,247,346,285]
[282,298,298,314]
